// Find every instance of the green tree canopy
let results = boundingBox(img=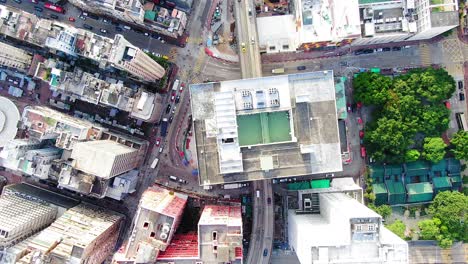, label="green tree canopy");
[418,218,441,240]
[422,137,447,163]
[450,131,468,160]
[428,191,468,242]
[405,149,421,162]
[353,68,453,163]
[386,220,407,239]
[353,72,392,105]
